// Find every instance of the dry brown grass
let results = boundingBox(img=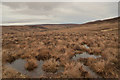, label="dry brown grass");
[91,60,106,73]
[62,62,91,78]
[2,17,119,78]
[2,52,19,64]
[21,53,32,59]
[35,48,51,60]
[2,65,28,78]
[42,58,59,73]
[25,58,38,71]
